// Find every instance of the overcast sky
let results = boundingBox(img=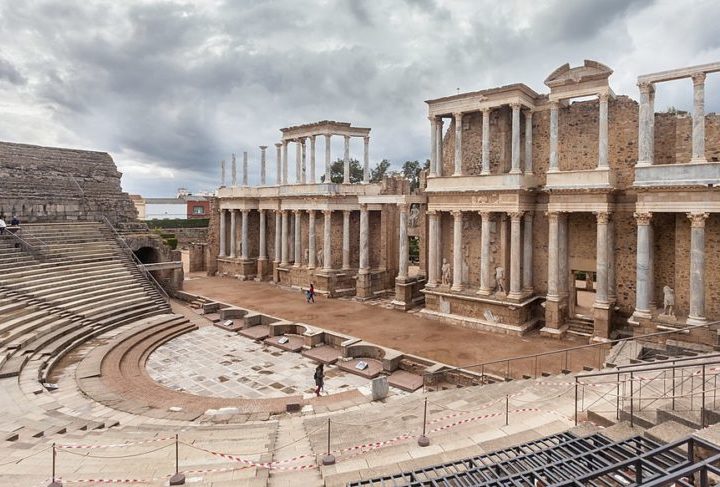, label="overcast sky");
[1,0,719,197]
